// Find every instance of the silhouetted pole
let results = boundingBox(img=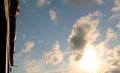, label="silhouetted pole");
[0,0,10,73]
